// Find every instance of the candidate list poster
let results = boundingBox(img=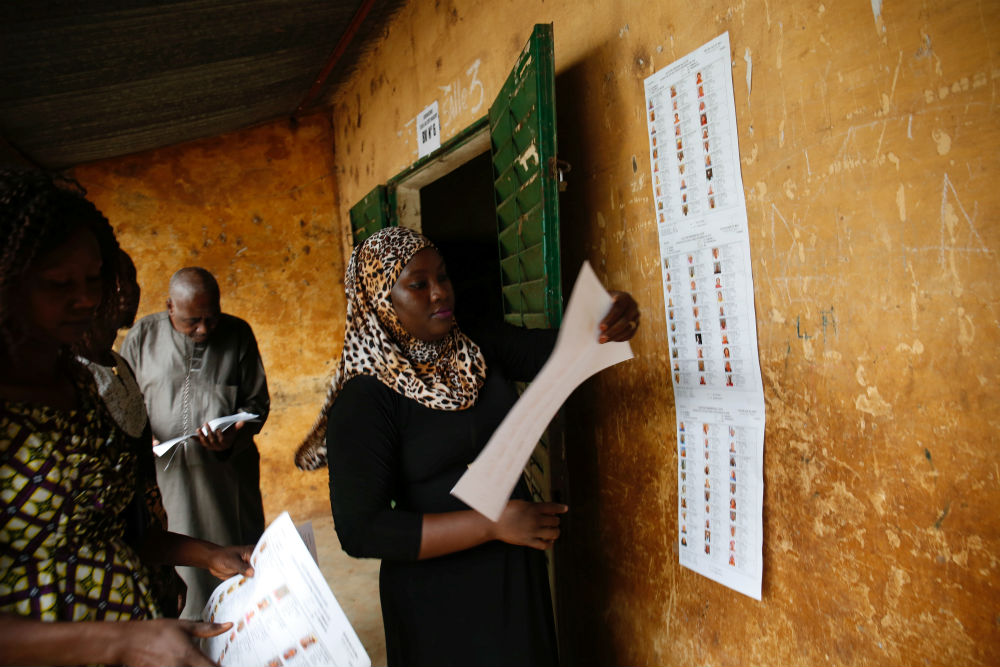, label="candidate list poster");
[644,32,766,600]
